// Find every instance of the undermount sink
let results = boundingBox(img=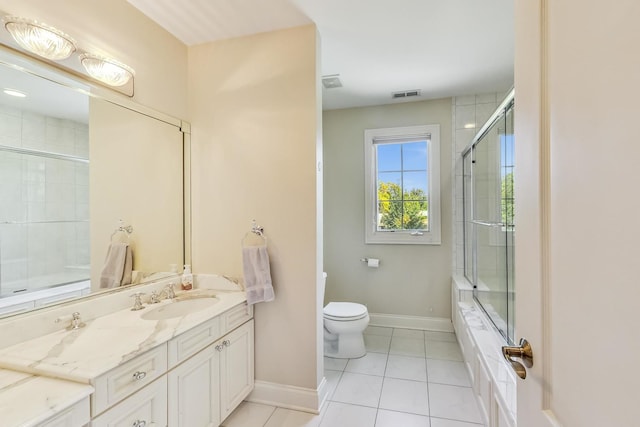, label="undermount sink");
[141,295,220,320]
